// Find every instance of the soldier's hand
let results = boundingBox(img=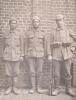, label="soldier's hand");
[62,42,71,47]
[53,42,62,48]
[48,55,52,61]
[20,57,23,61]
[57,42,62,46]
[1,56,3,61]
[71,47,75,53]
